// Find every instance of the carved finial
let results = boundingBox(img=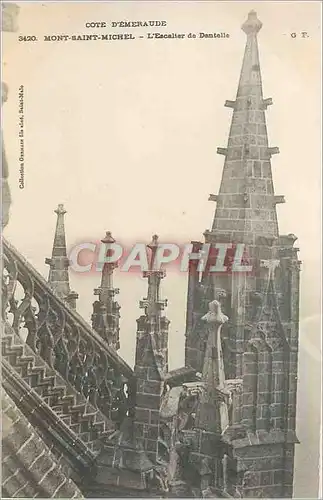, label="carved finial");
[202,300,228,325]
[101,231,115,244]
[242,10,262,35]
[46,203,78,309]
[148,234,159,249]
[54,203,66,215]
[147,234,161,272]
[93,230,120,349]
